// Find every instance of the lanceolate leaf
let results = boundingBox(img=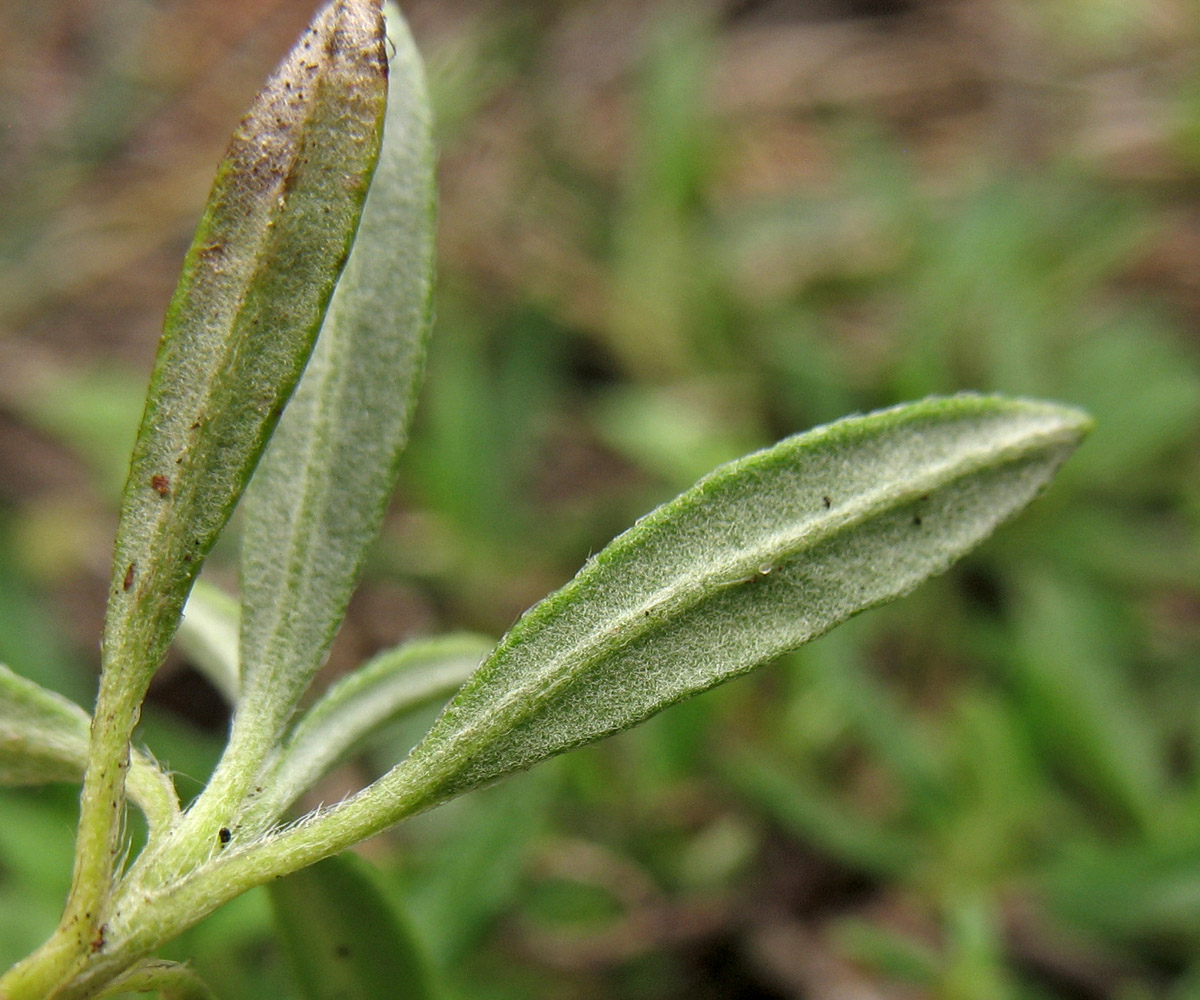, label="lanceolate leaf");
[226,0,436,782]
[243,635,490,833]
[0,665,178,837]
[104,0,388,719]
[378,396,1090,811]
[73,0,388,930]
